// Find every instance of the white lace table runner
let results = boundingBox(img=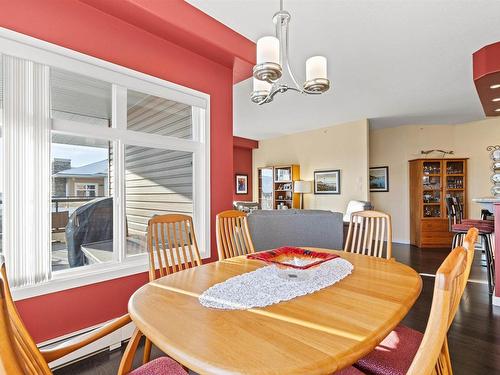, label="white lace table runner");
[198,258,353,310]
